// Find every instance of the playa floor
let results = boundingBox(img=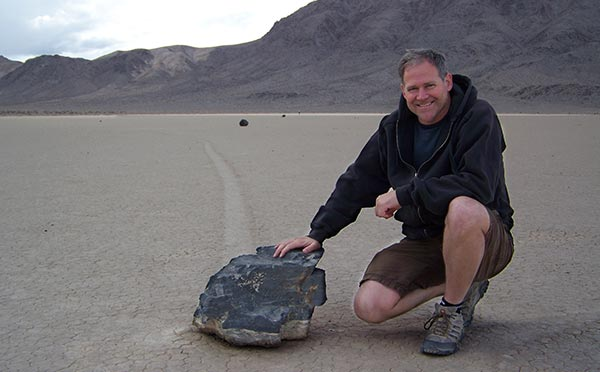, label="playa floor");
[1,114,598,372]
